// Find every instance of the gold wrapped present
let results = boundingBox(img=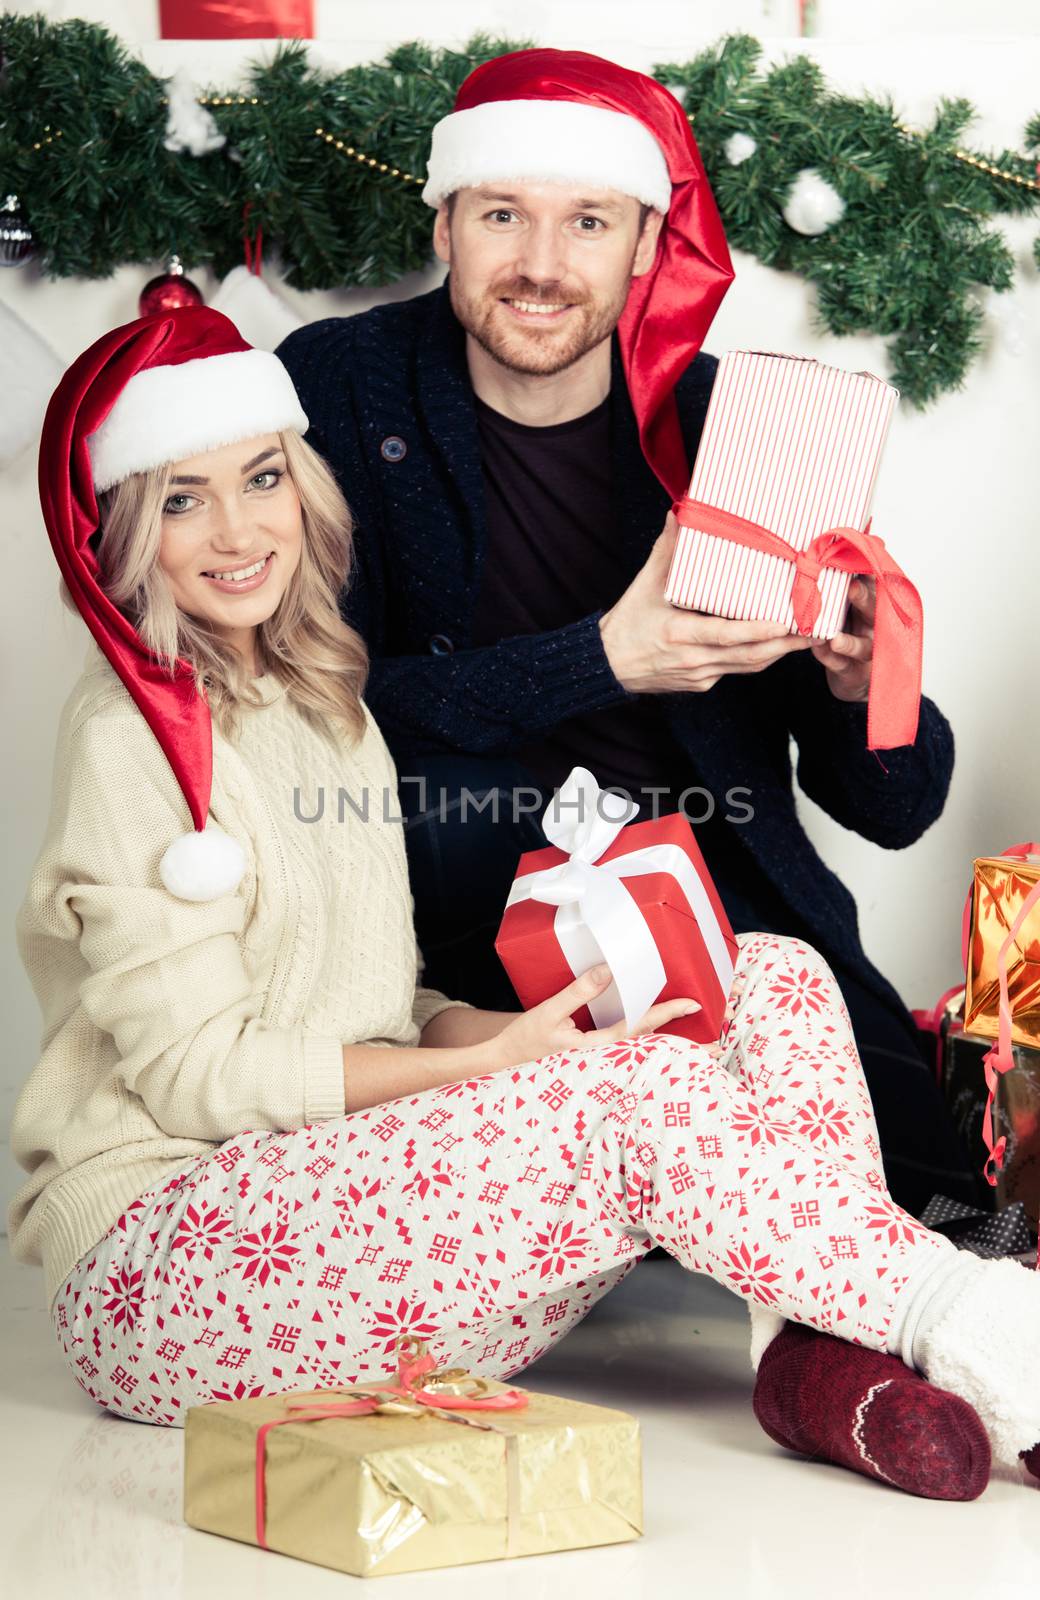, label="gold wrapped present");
[183,1336,642,1578]
[964,847,1040,1051]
